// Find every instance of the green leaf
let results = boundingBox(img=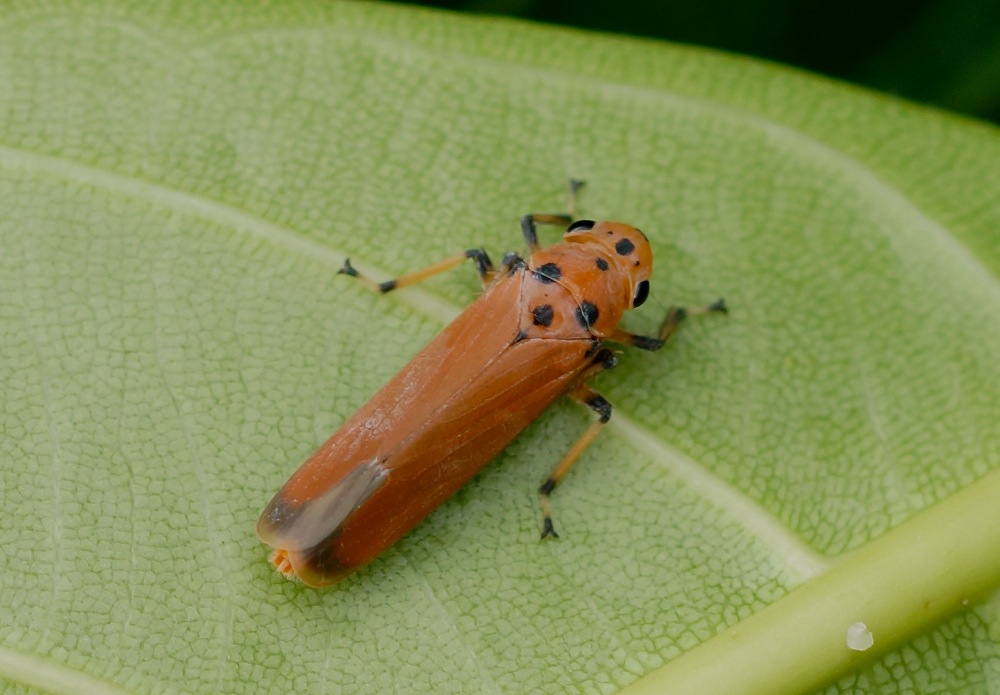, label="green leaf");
[2,1,999,694]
